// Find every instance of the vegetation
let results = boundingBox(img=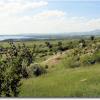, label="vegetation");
[0,36,100,97]
[20,64,100,97]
